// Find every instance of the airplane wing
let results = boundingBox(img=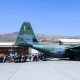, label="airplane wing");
[67,45,80,50]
